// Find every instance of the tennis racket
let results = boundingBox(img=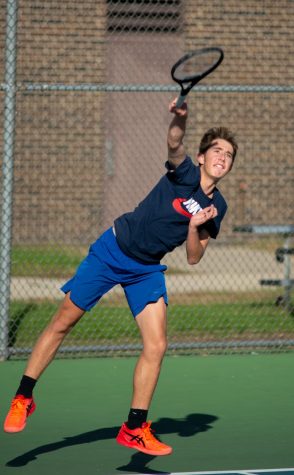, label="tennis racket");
[171,47,224,108]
